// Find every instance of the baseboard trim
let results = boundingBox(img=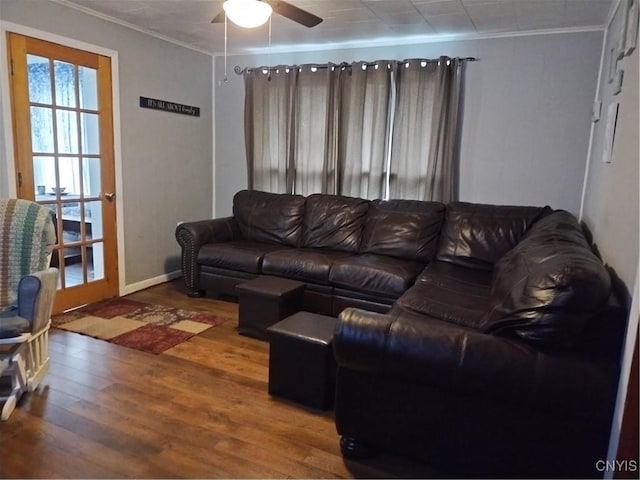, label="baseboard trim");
[121,270,182,296]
